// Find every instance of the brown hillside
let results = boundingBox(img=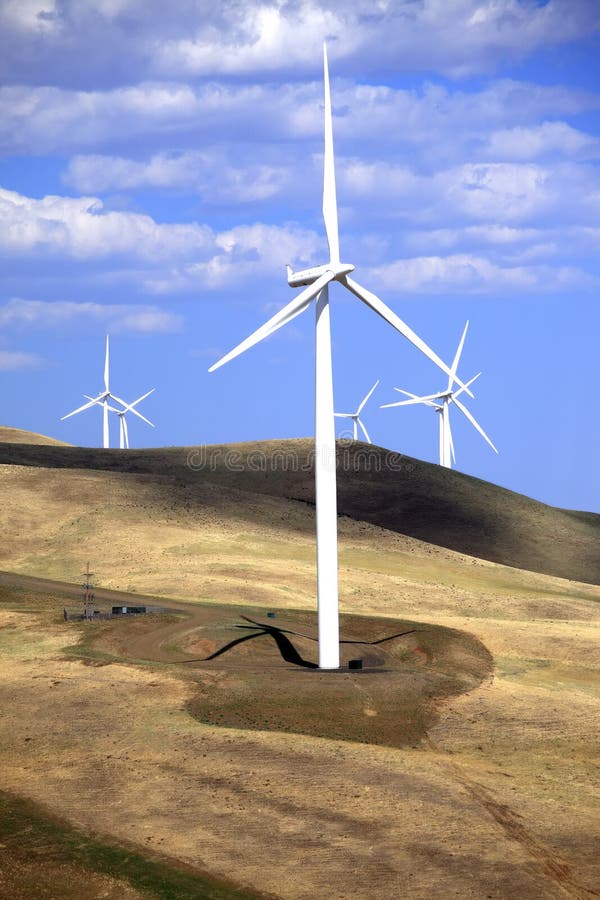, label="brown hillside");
[0,426,70,446]
[0,437,597,584]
